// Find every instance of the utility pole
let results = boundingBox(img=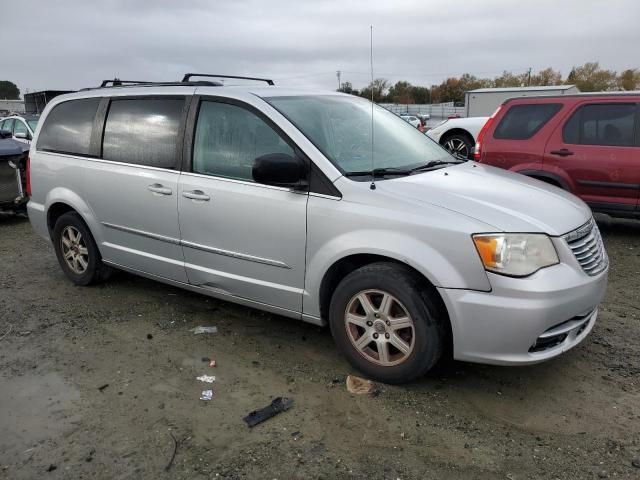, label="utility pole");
[336,70,341,91]
[527,67,532,86]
